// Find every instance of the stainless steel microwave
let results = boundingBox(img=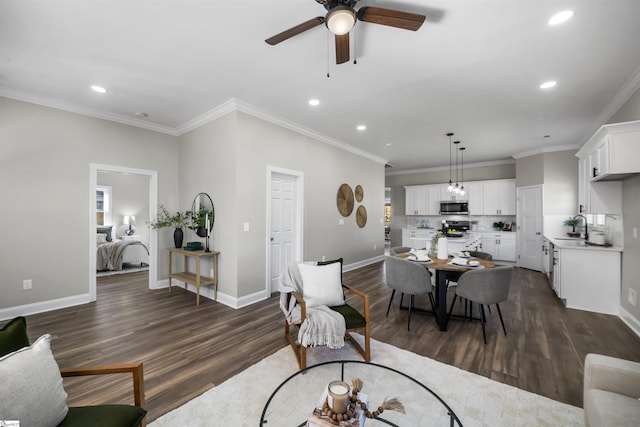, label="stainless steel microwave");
[439,201,469,215]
